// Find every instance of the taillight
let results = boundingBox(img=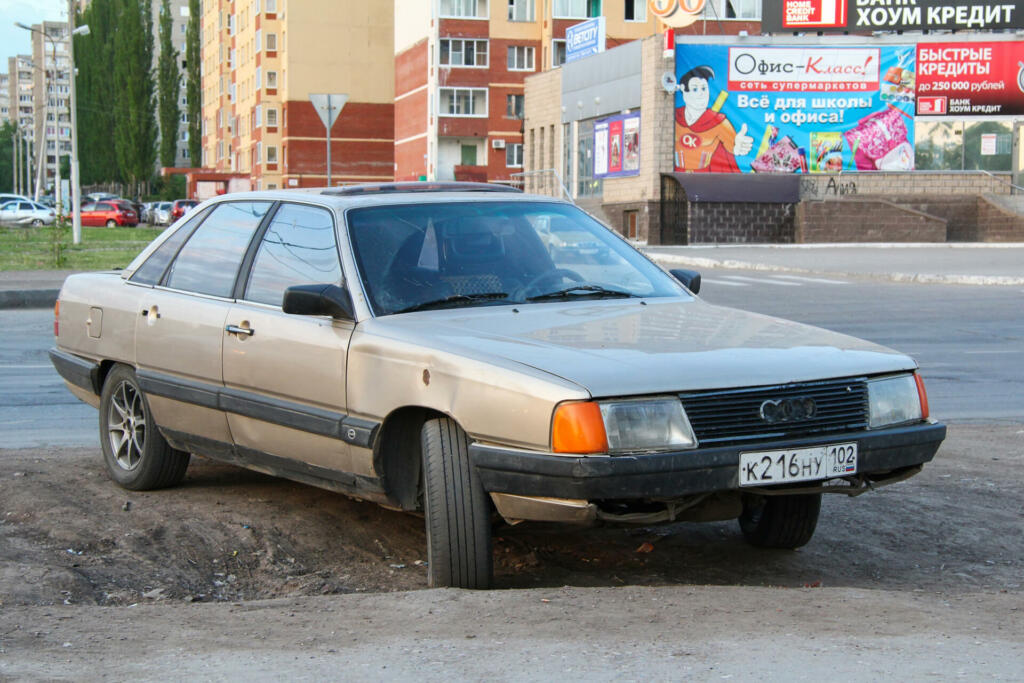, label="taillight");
[54,300,60,337]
